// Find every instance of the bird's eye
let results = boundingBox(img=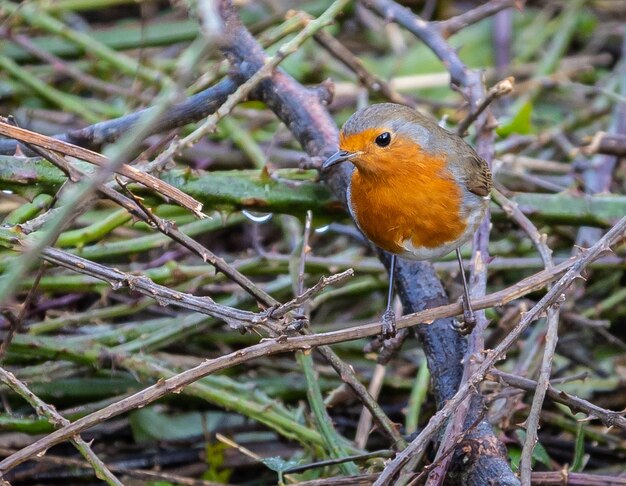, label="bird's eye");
[375,132,391,147]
